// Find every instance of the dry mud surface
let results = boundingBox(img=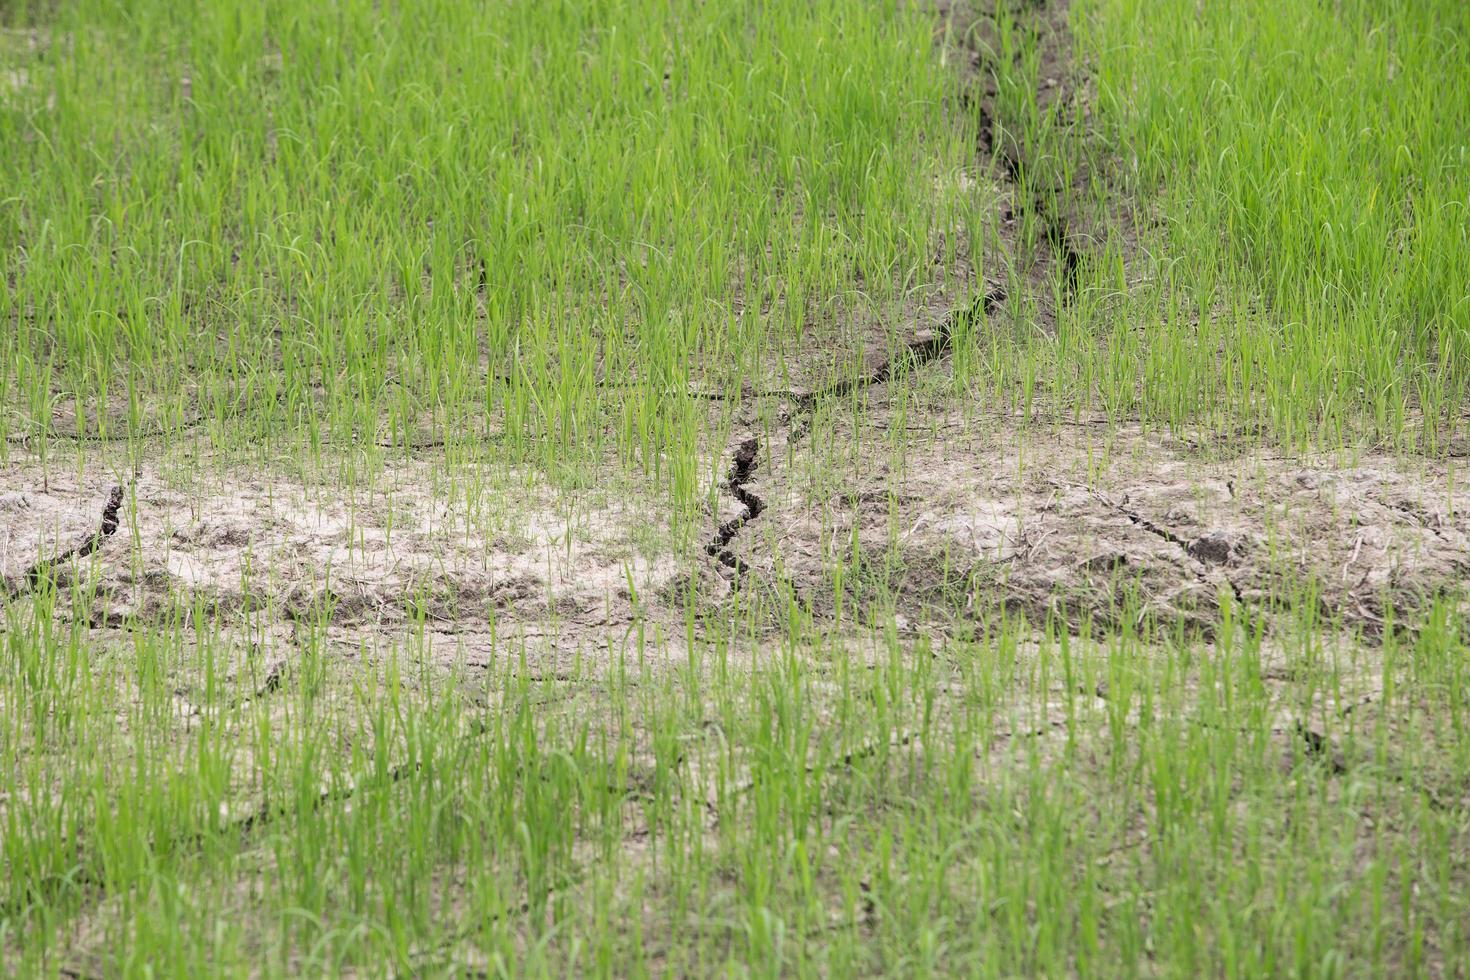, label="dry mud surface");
[1,456,678,650]
[3,421,1464,657]
[743,416,1469,637]
[5,424,1467,872]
